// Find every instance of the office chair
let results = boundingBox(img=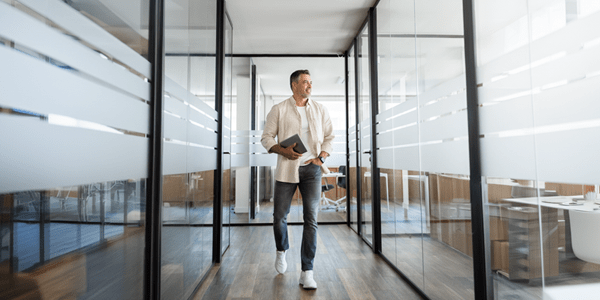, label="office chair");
[320,166,346,211]
[335,166,347,210]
